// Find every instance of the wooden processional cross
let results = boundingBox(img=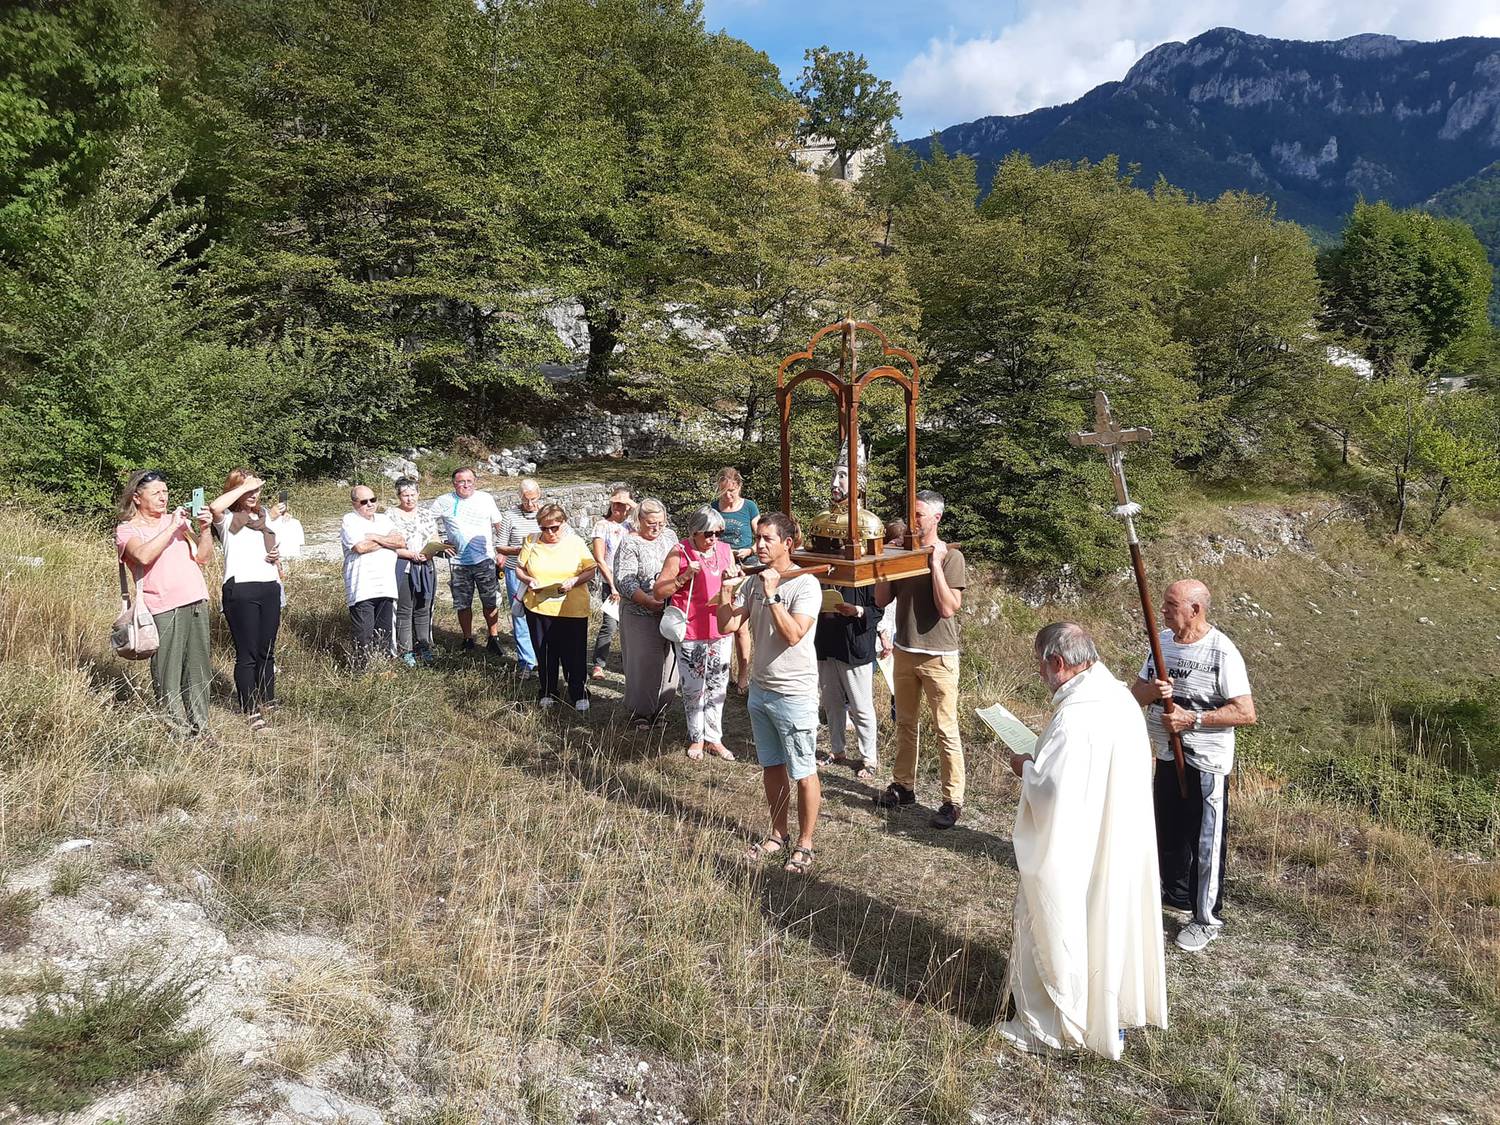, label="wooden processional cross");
[1069,392,1189,797]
